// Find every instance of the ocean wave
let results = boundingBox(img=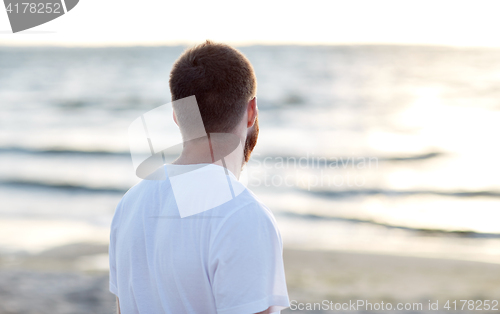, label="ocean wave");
[0,146,443,165]
[0,179,127,194]
[254,151,443,167]
[301,187,500,198]
[279,211,500,237]
[0,147,182,159]
[0,147,130,157]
